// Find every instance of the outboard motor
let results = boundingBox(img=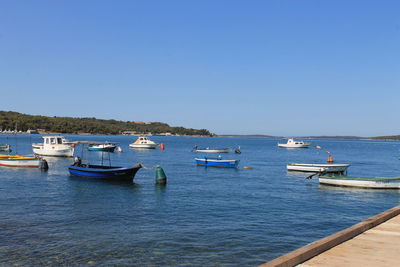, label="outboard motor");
[38,158,49,171]
[234,146,241,154]
[73,156,82,166]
